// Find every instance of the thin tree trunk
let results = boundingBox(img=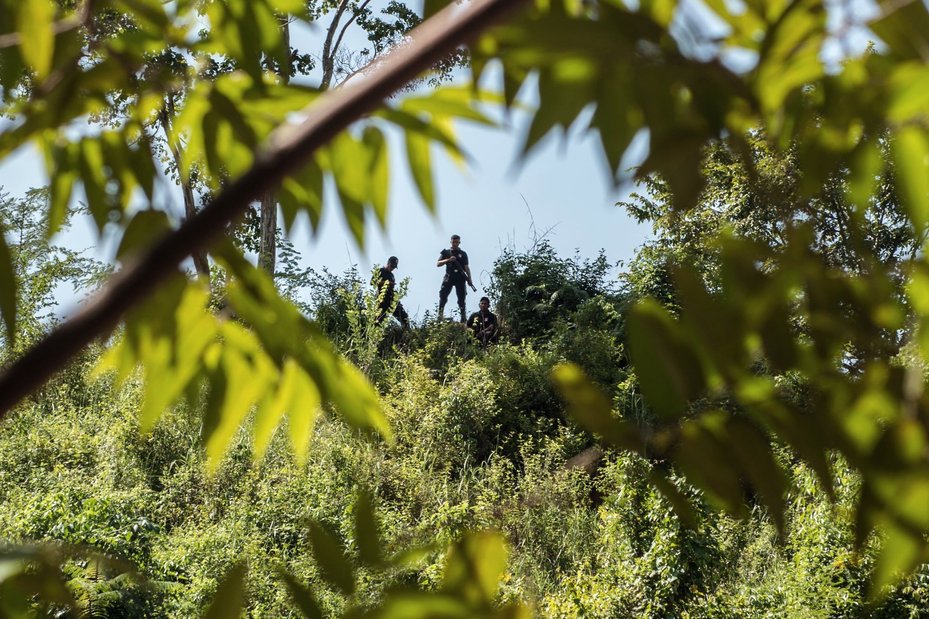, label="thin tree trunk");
[257,15,292,277]
[258,188,277,275]
[321,0,350,91]
[161,95,211,280]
